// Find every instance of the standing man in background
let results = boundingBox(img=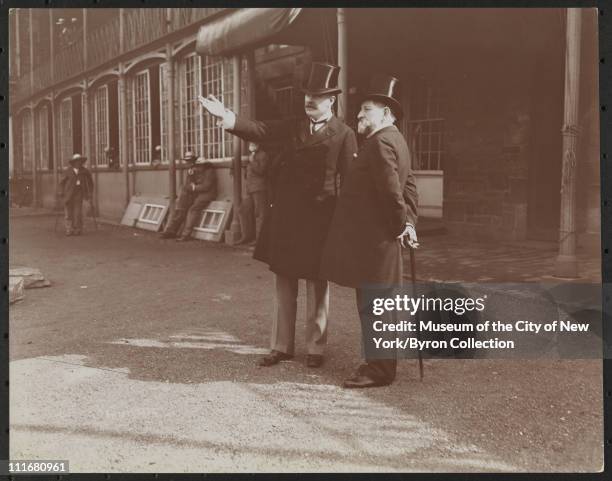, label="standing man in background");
[199,62,358,369]
[58,153,94,236]
[321,75,419,388]
[236,141,269,246]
